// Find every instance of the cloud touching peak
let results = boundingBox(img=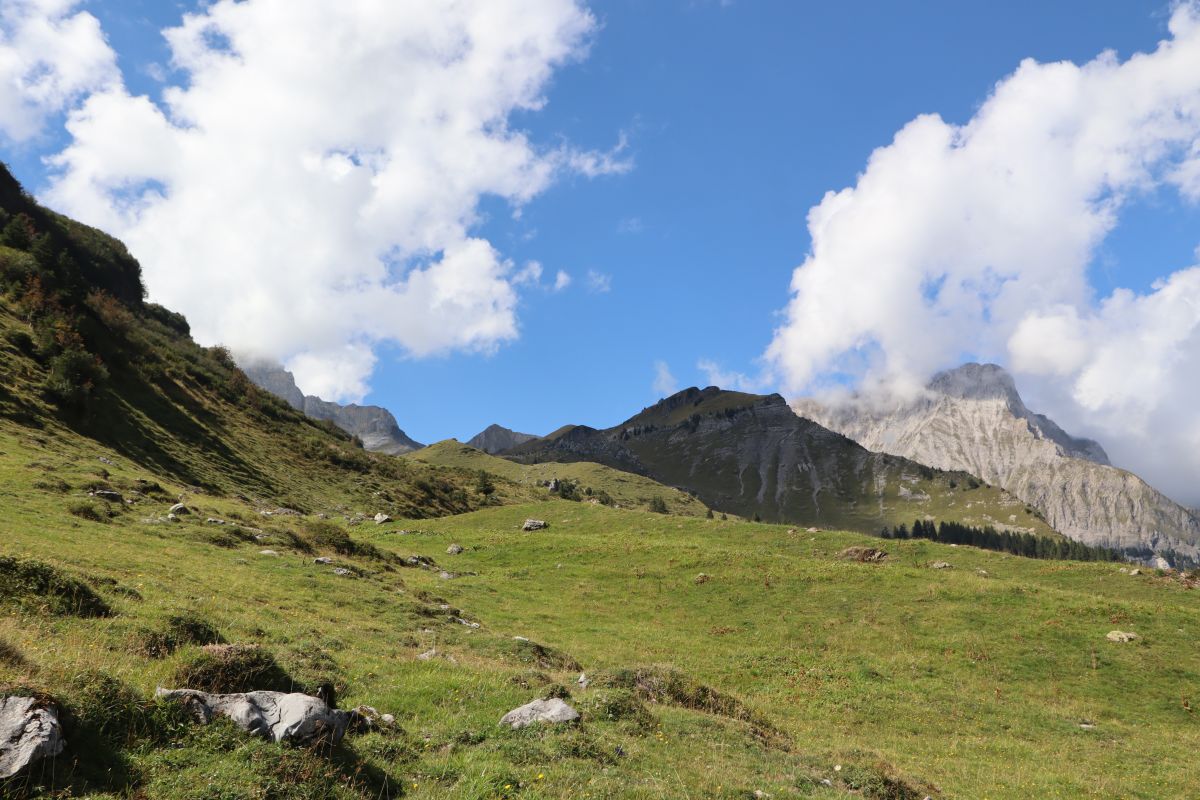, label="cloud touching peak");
[30,0,619,401]
[767,2,1200,505]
